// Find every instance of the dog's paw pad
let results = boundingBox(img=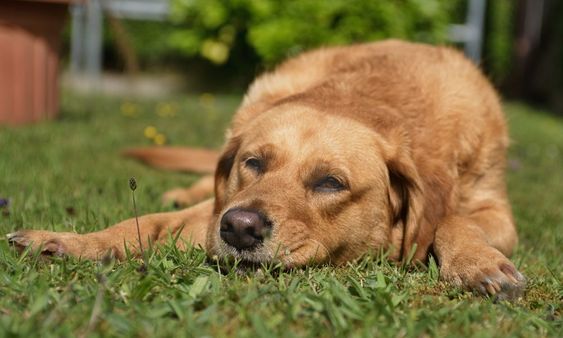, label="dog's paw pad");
[40,240,66,256]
